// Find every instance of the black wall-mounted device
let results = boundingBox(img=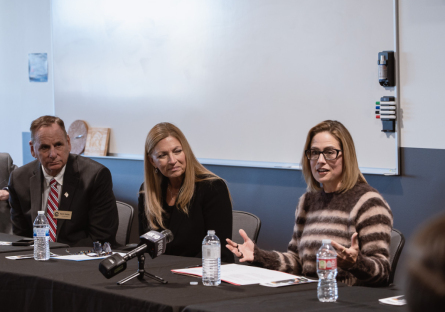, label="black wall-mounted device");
[378,51,395,87]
